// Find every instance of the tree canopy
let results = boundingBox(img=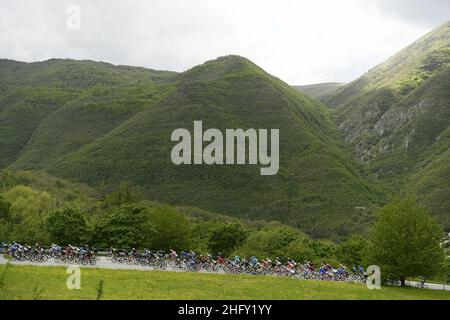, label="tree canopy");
[366,195,444,285]
[45,207,88,245]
